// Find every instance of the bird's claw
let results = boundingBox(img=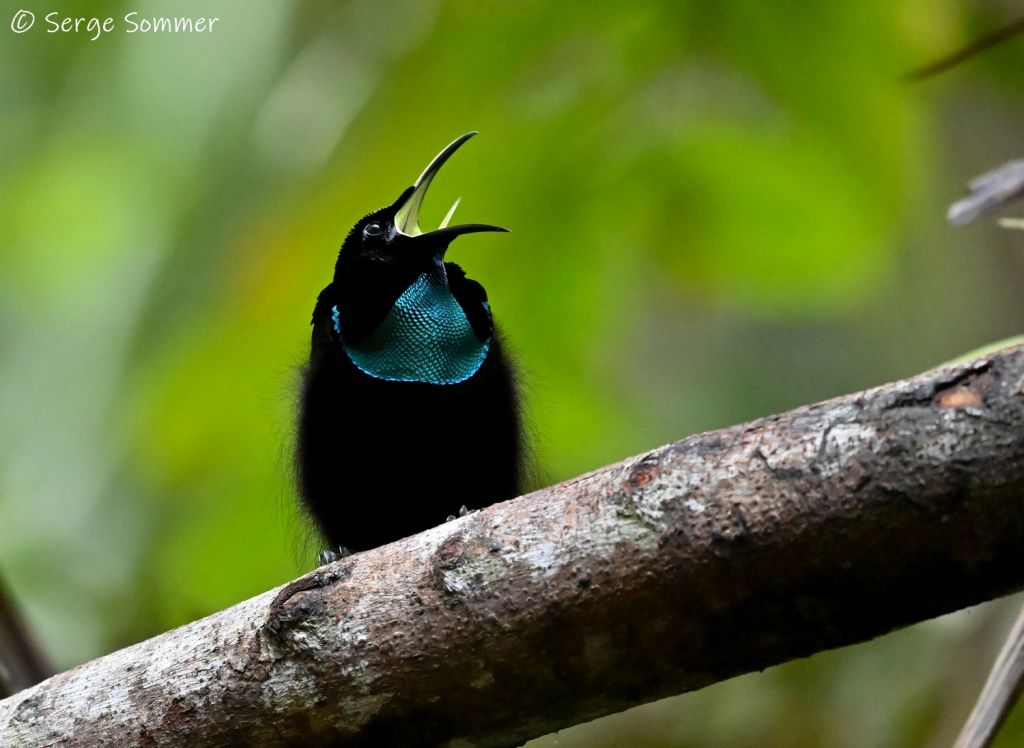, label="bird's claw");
[445,505,477,522]
[318,546,352,566]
